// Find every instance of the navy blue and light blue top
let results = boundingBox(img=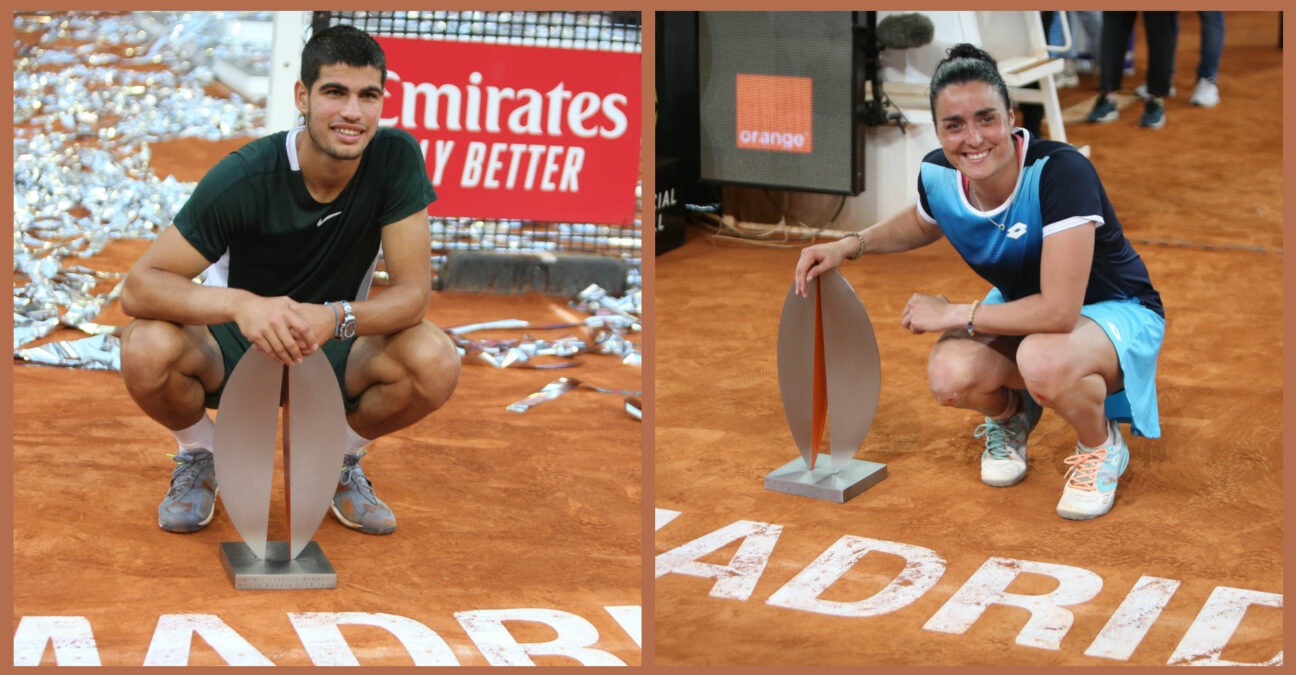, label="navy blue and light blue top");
[916,128,1164,318]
